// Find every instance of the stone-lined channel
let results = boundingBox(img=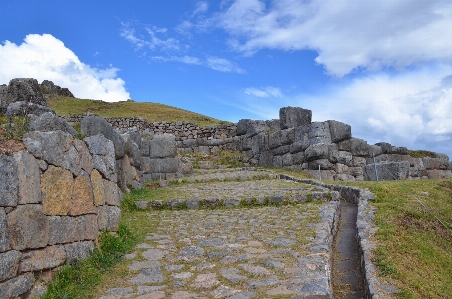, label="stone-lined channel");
[332,201,365,298]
